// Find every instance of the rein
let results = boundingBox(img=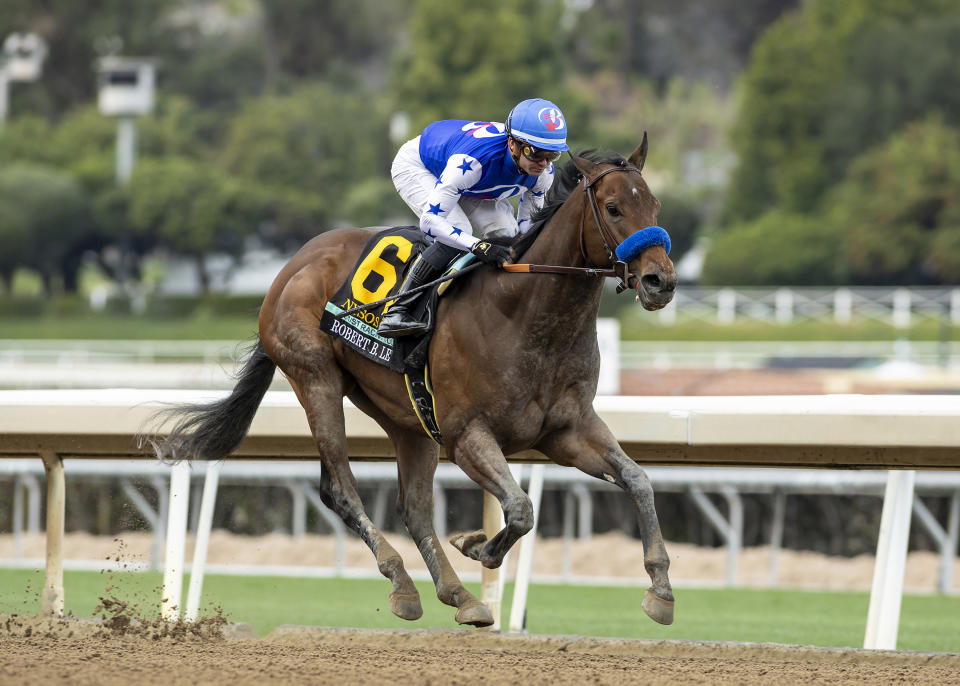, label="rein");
[501,263,616,277]
[502,164,645,287]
